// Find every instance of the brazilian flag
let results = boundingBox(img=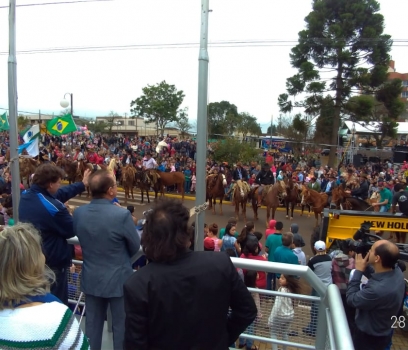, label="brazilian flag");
[47,114,77,136]
[0,113,9,131]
